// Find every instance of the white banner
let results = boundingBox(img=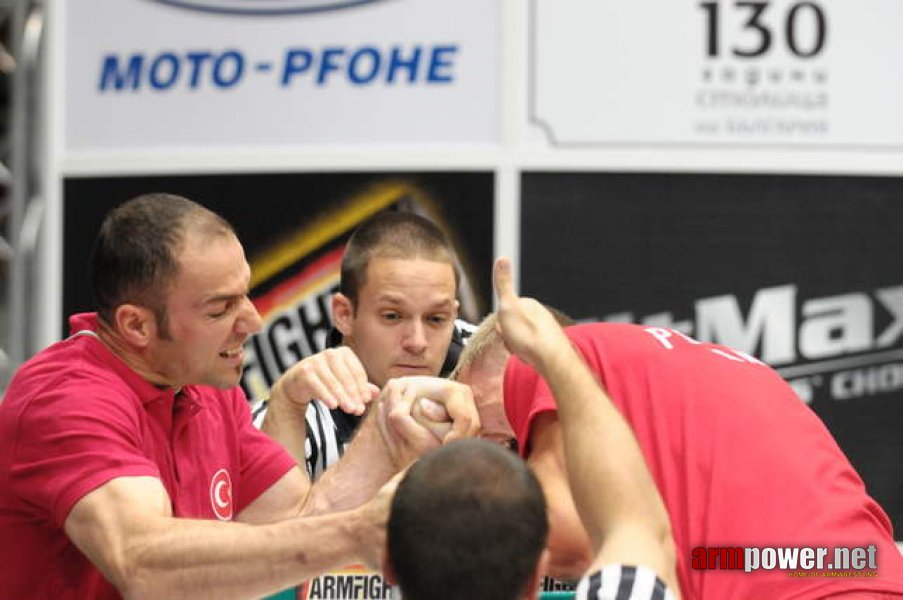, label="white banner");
[63,0,499,151]
[530,0,903,148]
